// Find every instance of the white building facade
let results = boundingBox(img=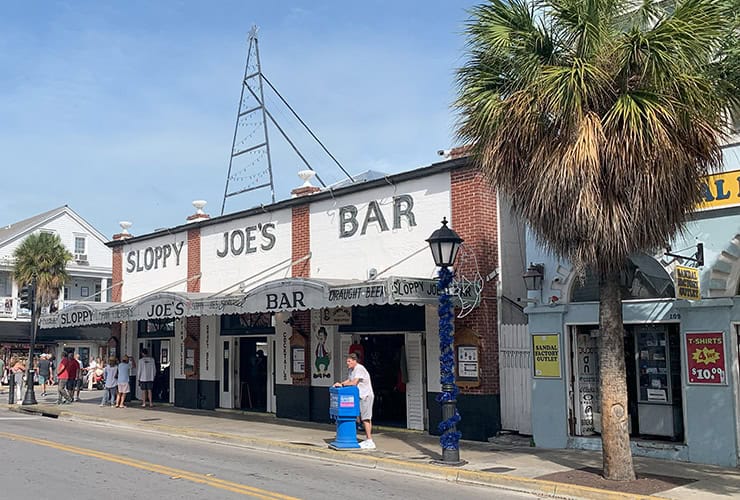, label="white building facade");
[0,205,113,367]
